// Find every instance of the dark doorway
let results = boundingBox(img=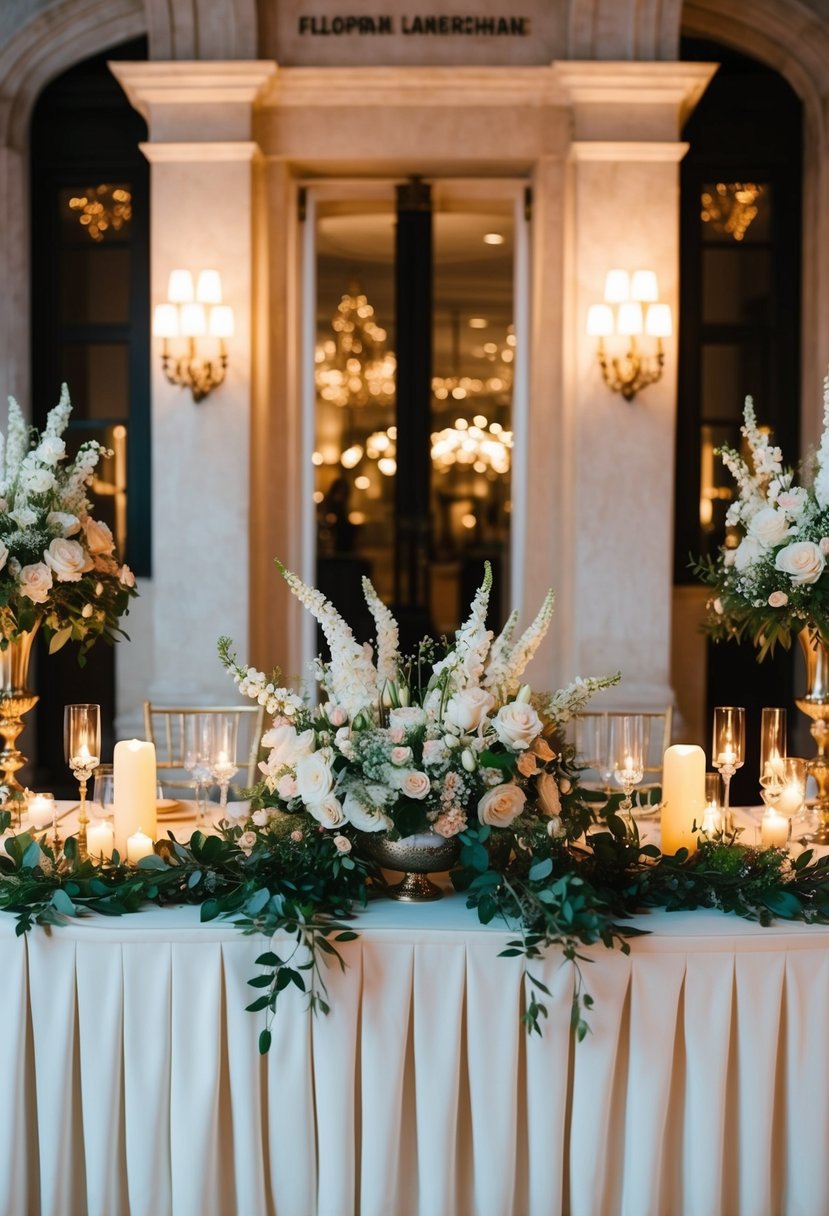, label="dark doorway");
[676,39,803,802]
[29,38,150,793]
